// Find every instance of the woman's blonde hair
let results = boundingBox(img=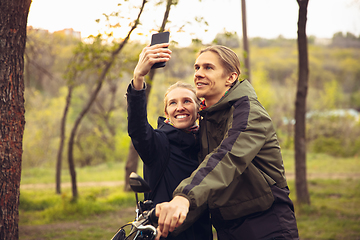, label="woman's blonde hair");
[164,81,200,114]
[199,45,241,77]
